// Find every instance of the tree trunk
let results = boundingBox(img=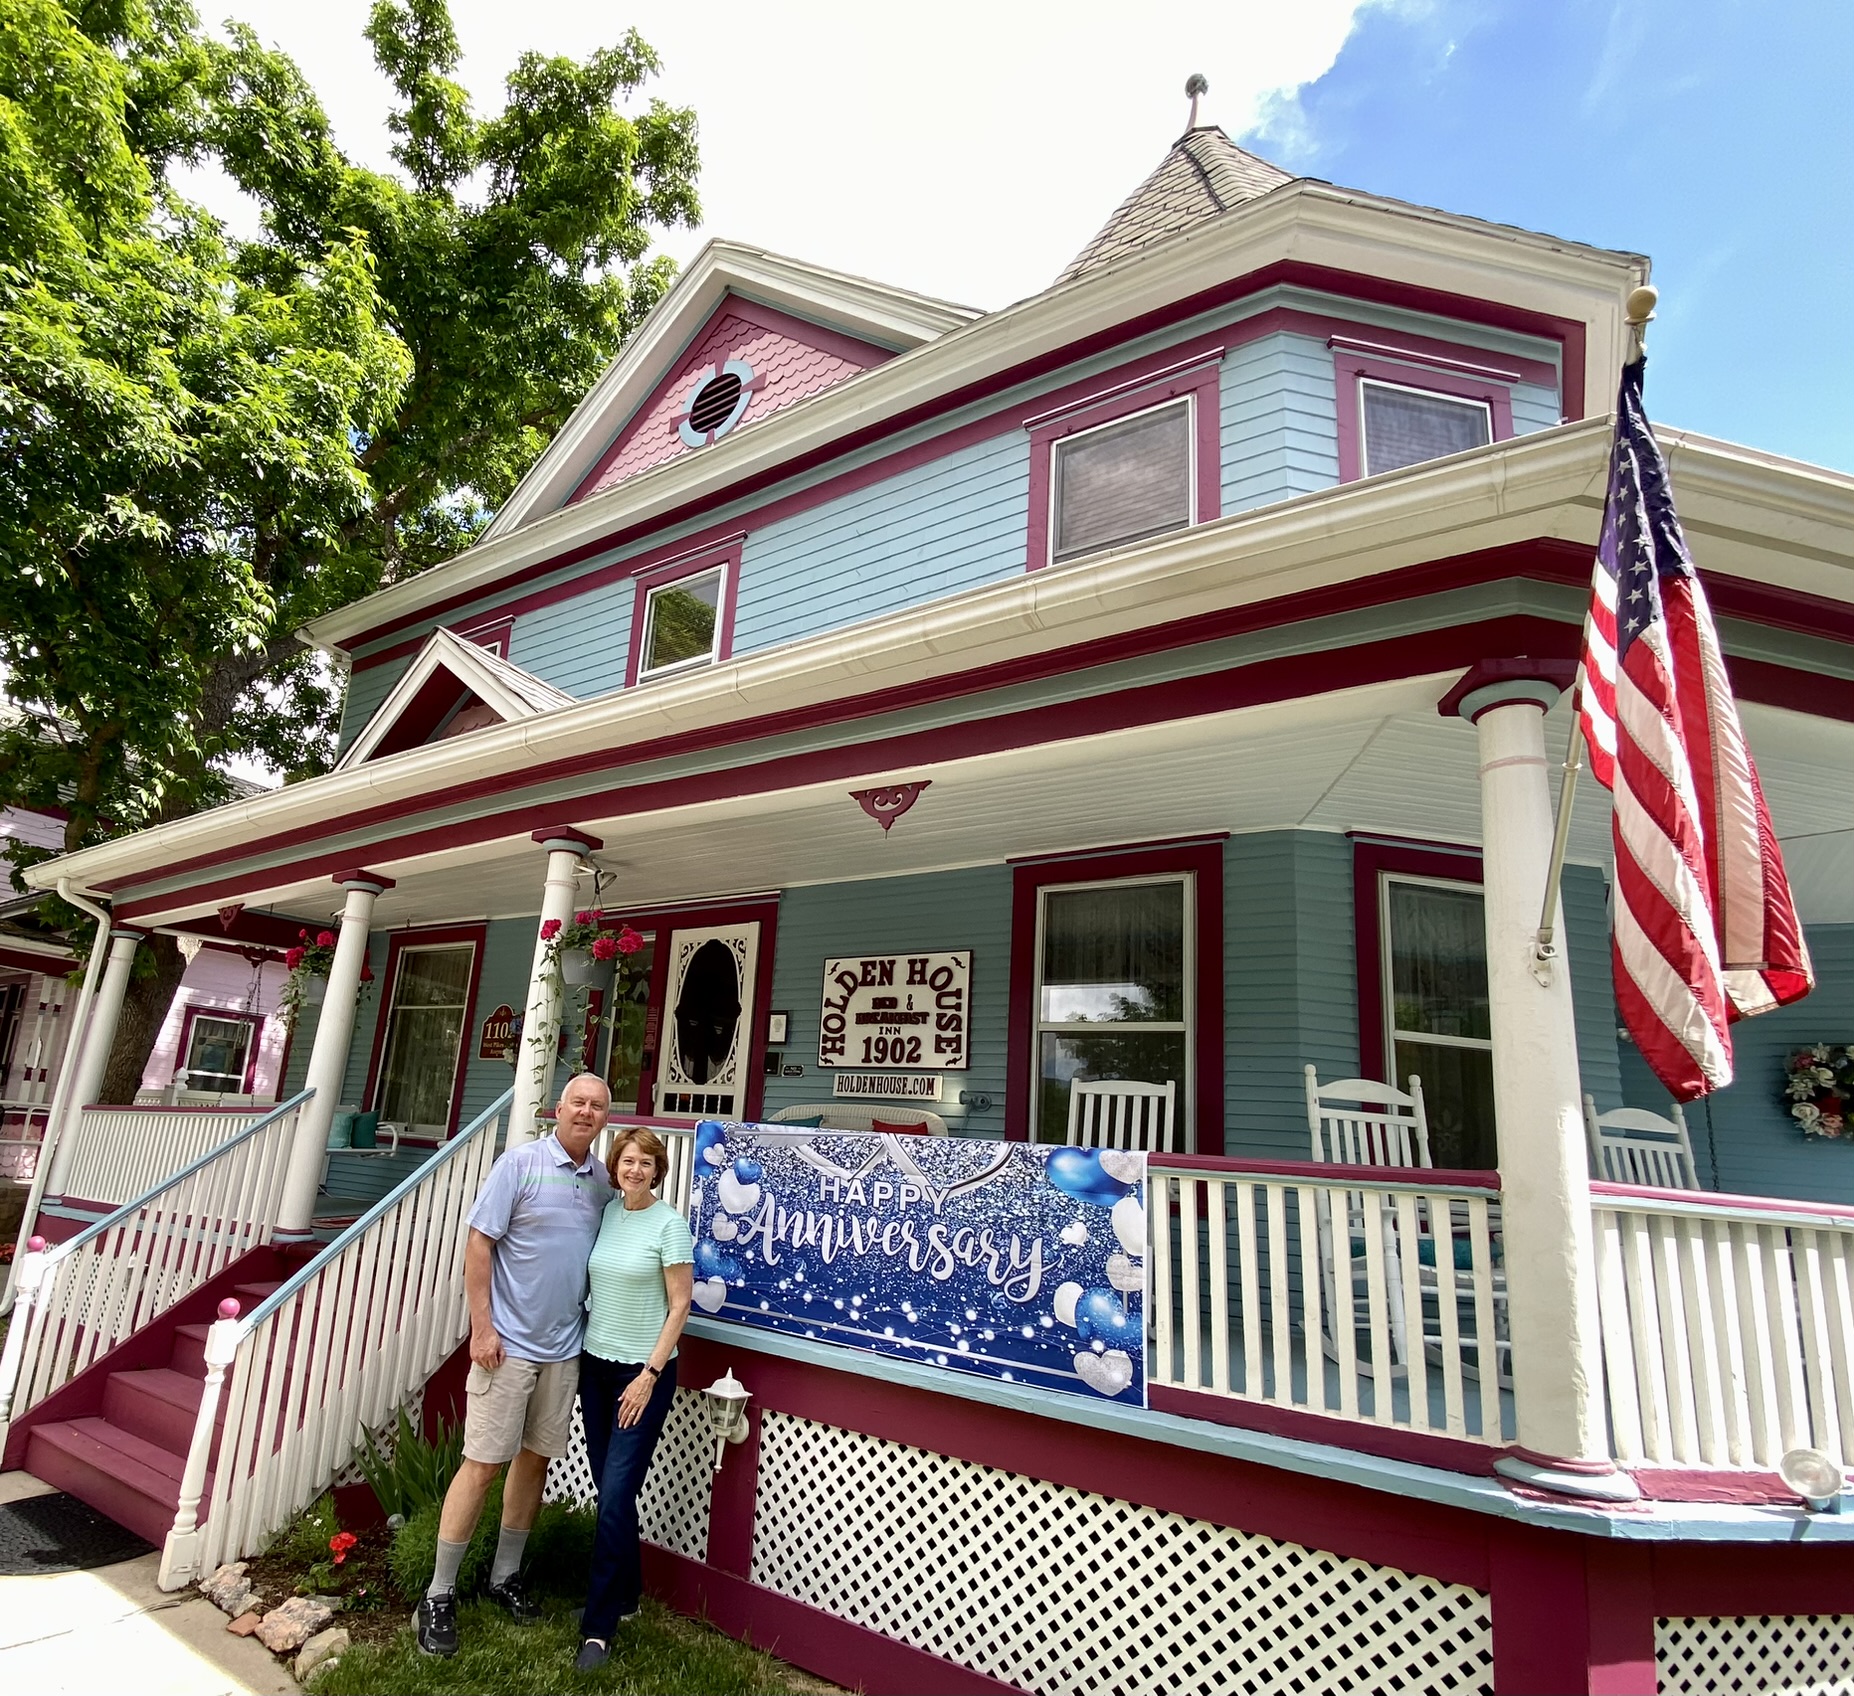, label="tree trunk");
[100,935,191,1104]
